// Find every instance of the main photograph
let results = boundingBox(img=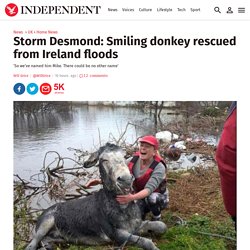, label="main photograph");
[14,101,236,250]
